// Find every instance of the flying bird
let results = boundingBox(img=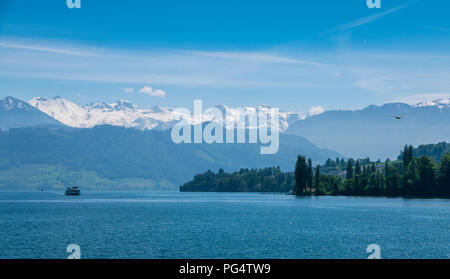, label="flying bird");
[392,113,406,120]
